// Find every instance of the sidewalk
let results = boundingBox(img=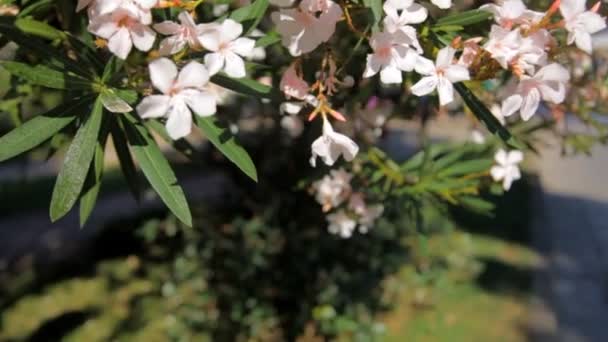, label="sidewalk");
[531,136,608,342]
